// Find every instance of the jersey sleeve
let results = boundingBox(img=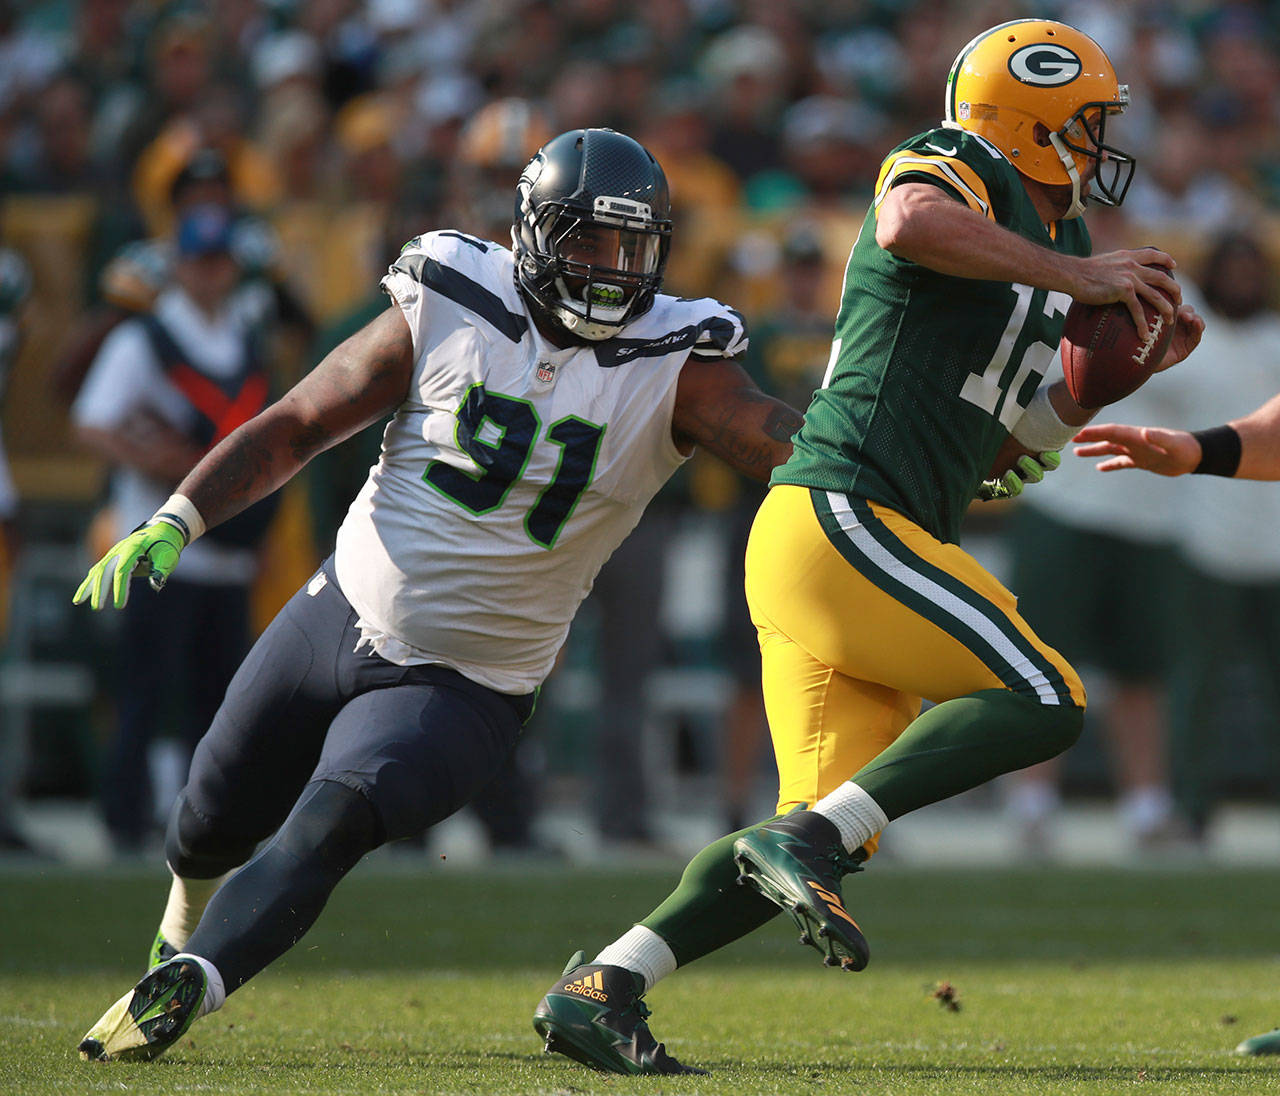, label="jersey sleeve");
[686,301,749,360]
[872,129,1008,222]
[380,231,528,355]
